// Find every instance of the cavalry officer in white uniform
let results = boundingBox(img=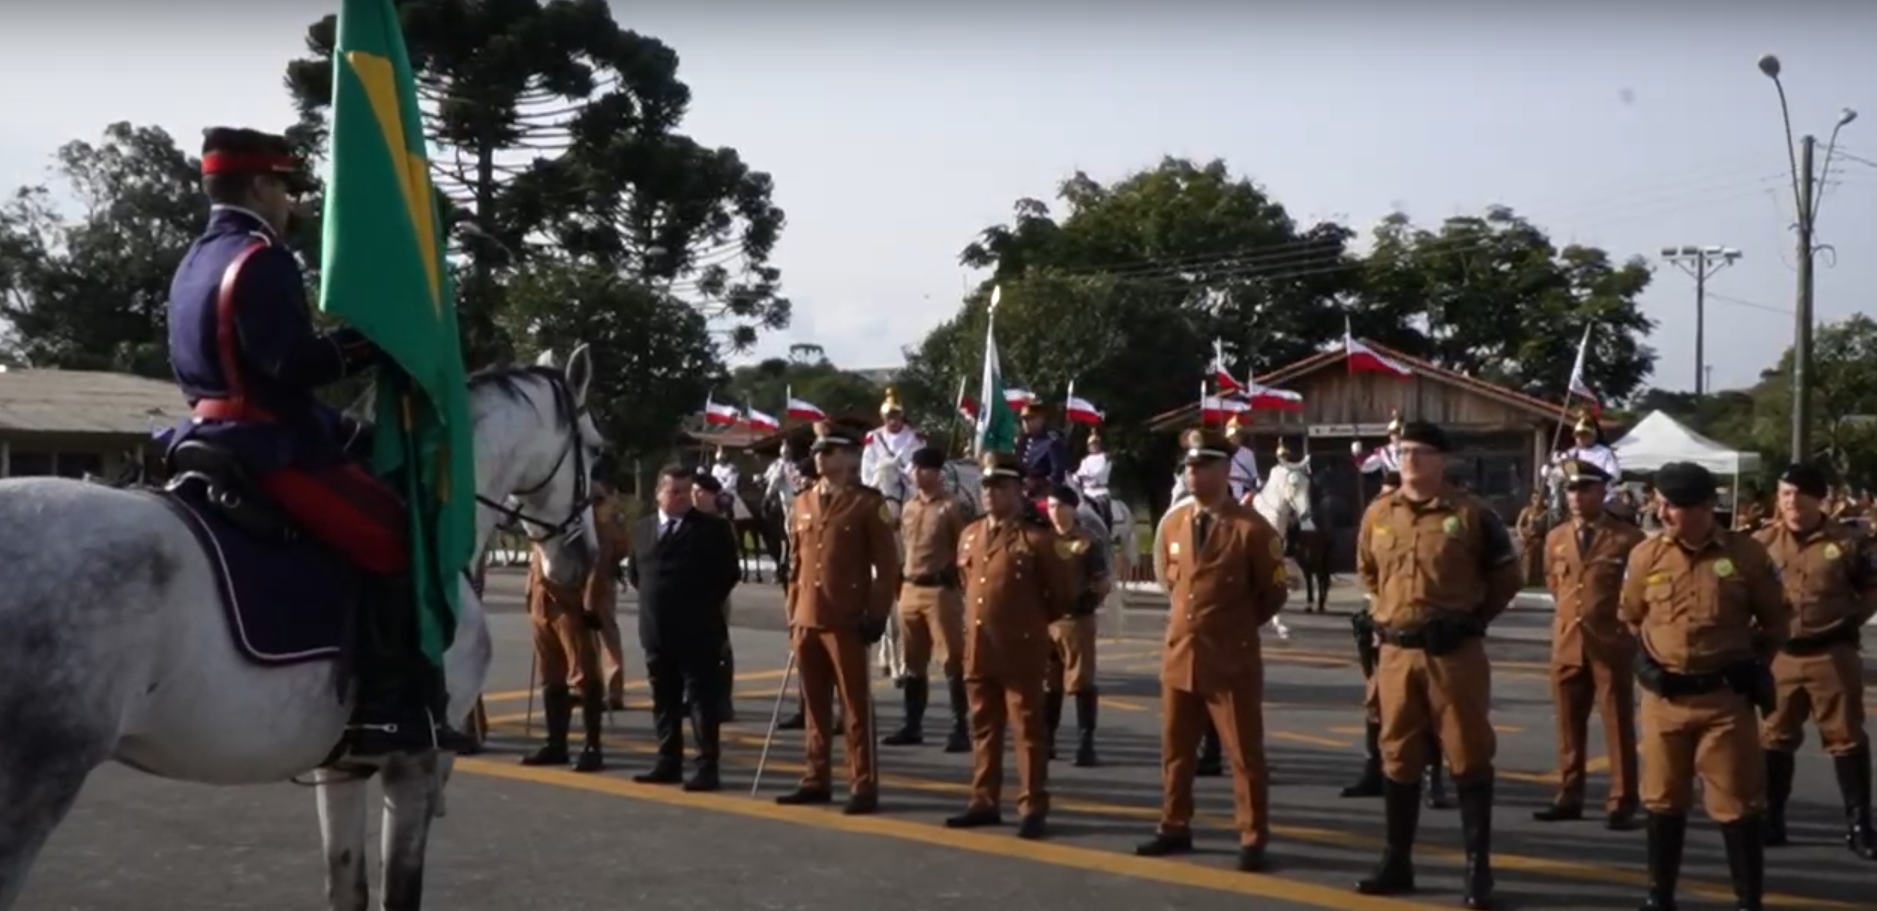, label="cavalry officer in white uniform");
[710,447,741,516]
[1073,427,1114,529]
[1553,411,1622,501]
[1225,414,1261,504]
[861,386,925,493]
[1356,411,1406,490]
